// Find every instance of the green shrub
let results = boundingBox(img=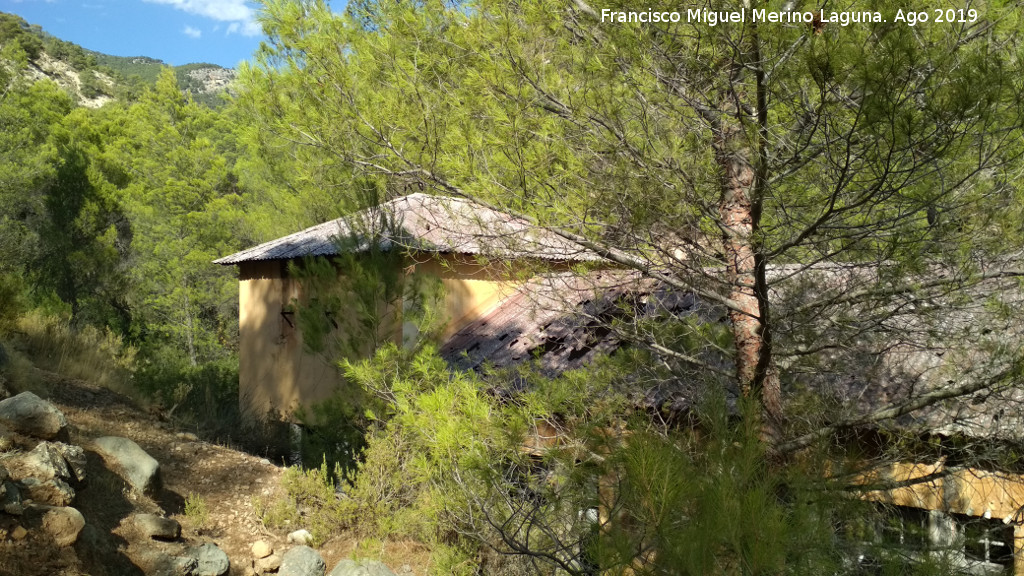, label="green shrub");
[184,492,210,531]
